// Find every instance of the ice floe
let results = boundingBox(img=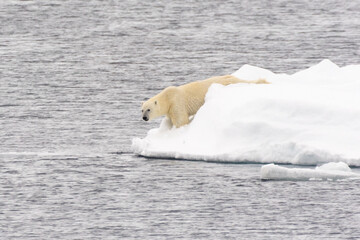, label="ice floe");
[133,60,360,166]
[260,162,360,181]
